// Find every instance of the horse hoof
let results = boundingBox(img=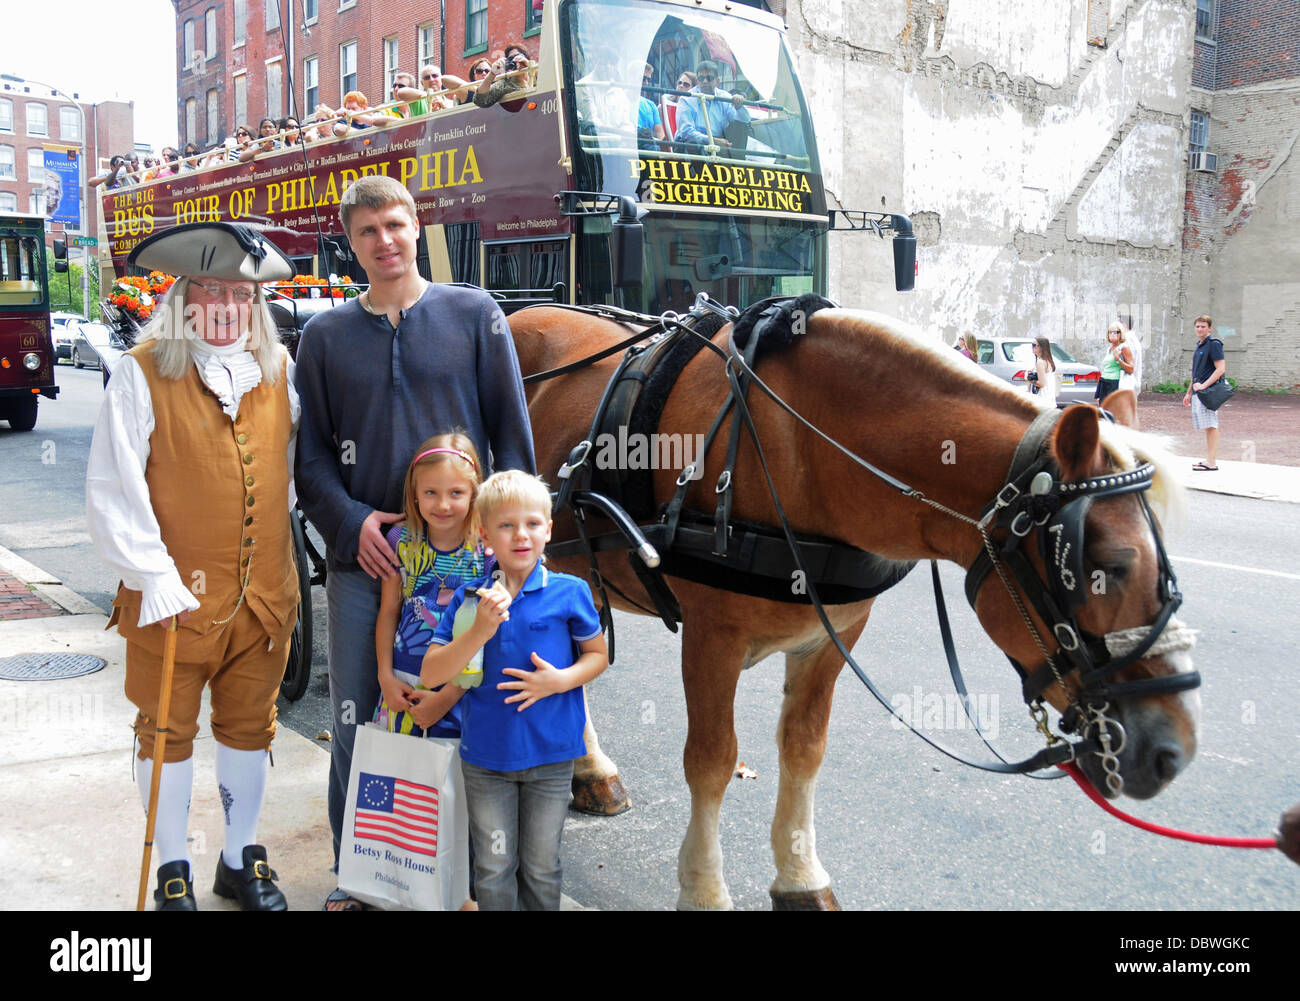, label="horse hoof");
[770,886,840,911]
[571,773,631,816]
